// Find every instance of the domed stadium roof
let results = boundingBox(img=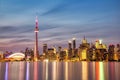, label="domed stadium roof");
[7,52,25,60]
